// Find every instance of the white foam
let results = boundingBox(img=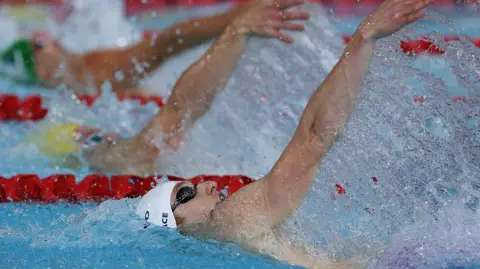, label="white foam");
[50,0,142,54]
